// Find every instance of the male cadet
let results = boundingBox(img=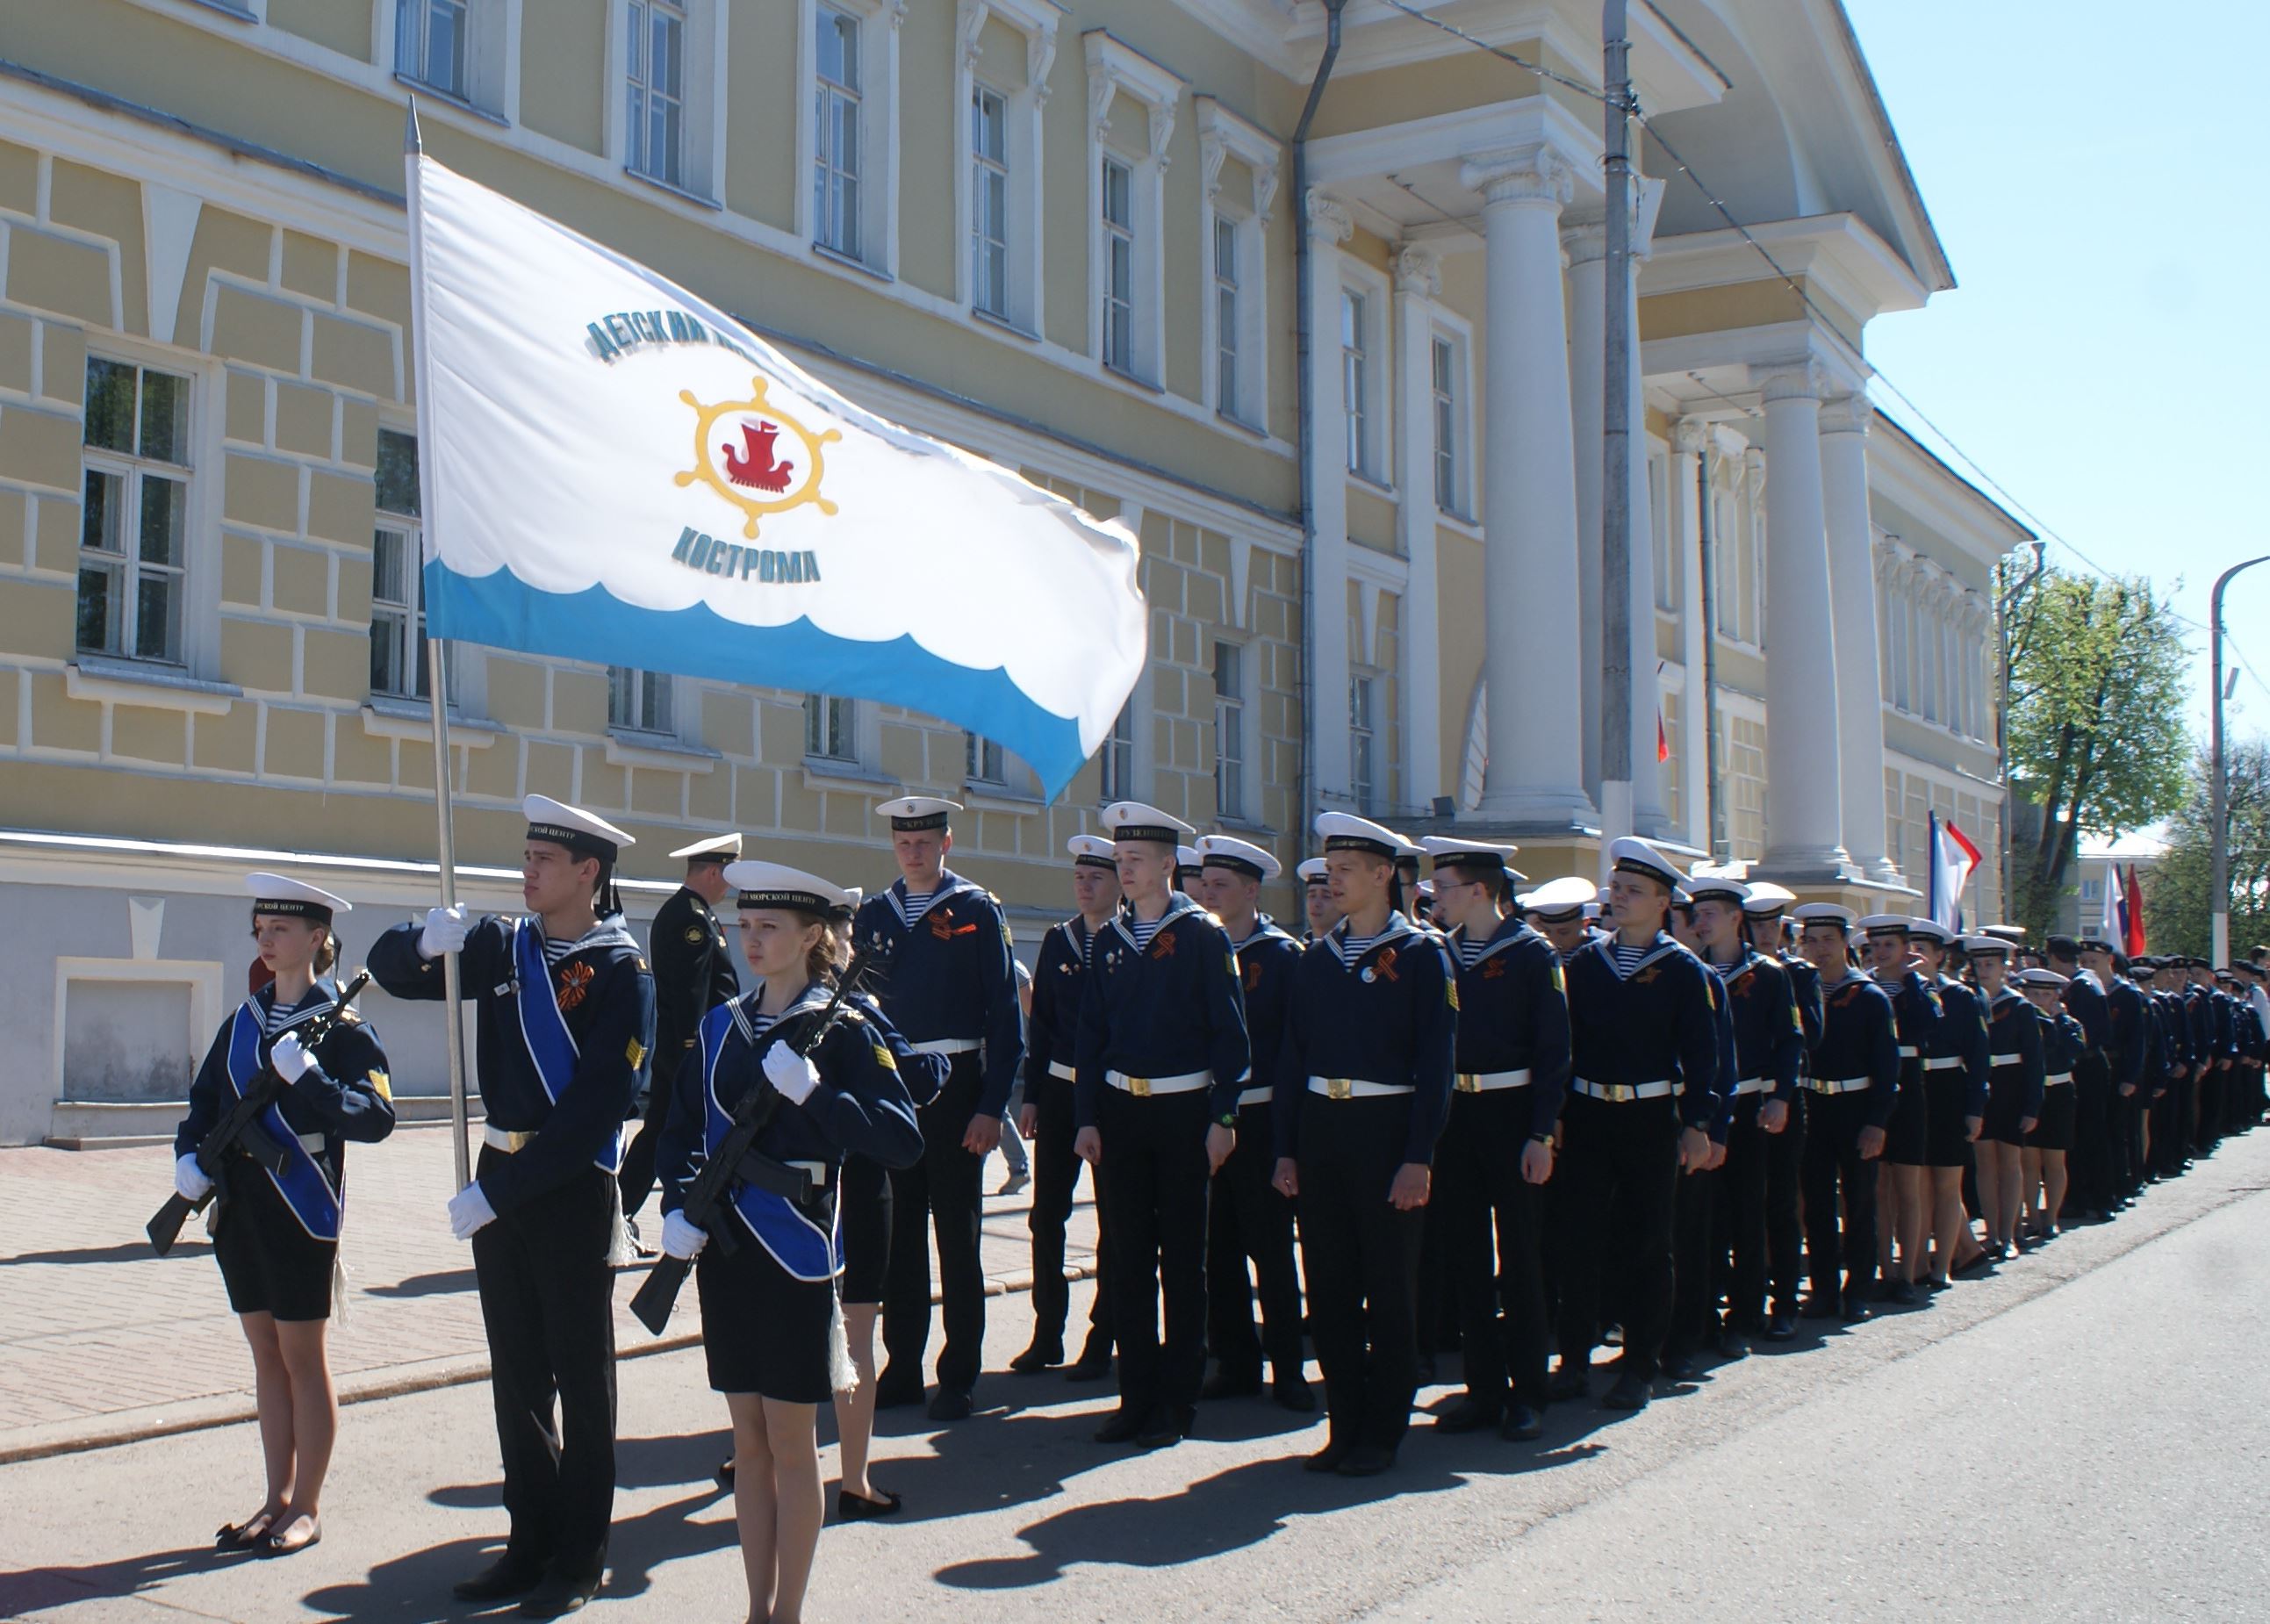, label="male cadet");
[2080,936,2148,1208]
[1423,837,1570,1442]
[2045,935,2115,1223]
[1299,857,1340,942]
[371,795,654,1619]
[1012,835,1120,1379]
[1074,803,1248,1448]
[1792,904,1900,1322]
[1521,877,1598,960]
[1550,838,1721,1412]
[1273,813,1455,1475]
[1858,916,1942,1304]
[1175,844,1205,895]
[1907,920,1990,1283]
[617,832,740,1234]
[2183,958,2230,1155]
[1742,882,1820,1339]
[1682,873,1801,1359]
[1192,833,1312,1411]
[856,796,1023,1422]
